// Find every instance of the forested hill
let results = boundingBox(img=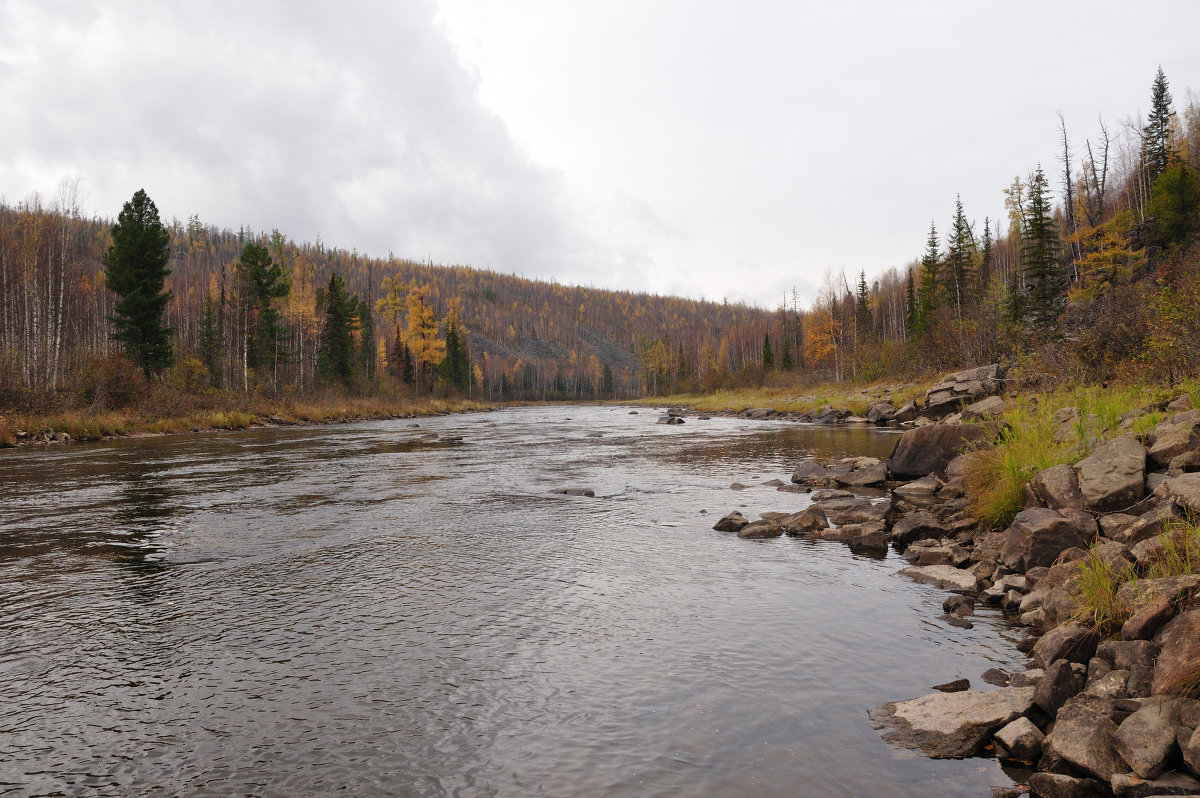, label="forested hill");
[0,203,789,403]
